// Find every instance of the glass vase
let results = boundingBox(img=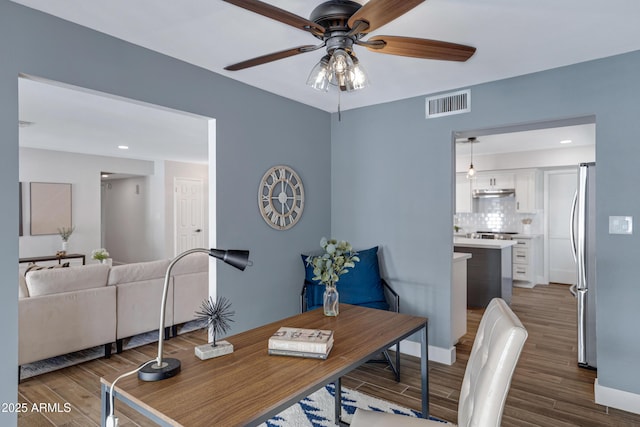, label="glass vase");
[323,285,339,316]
